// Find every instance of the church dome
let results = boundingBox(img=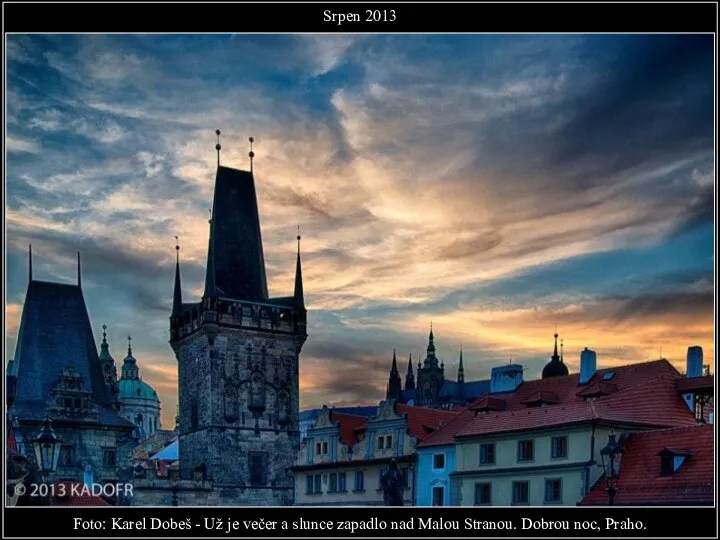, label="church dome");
[118,378,159,402]
[541,333,569,379]
[542,358,569,379]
